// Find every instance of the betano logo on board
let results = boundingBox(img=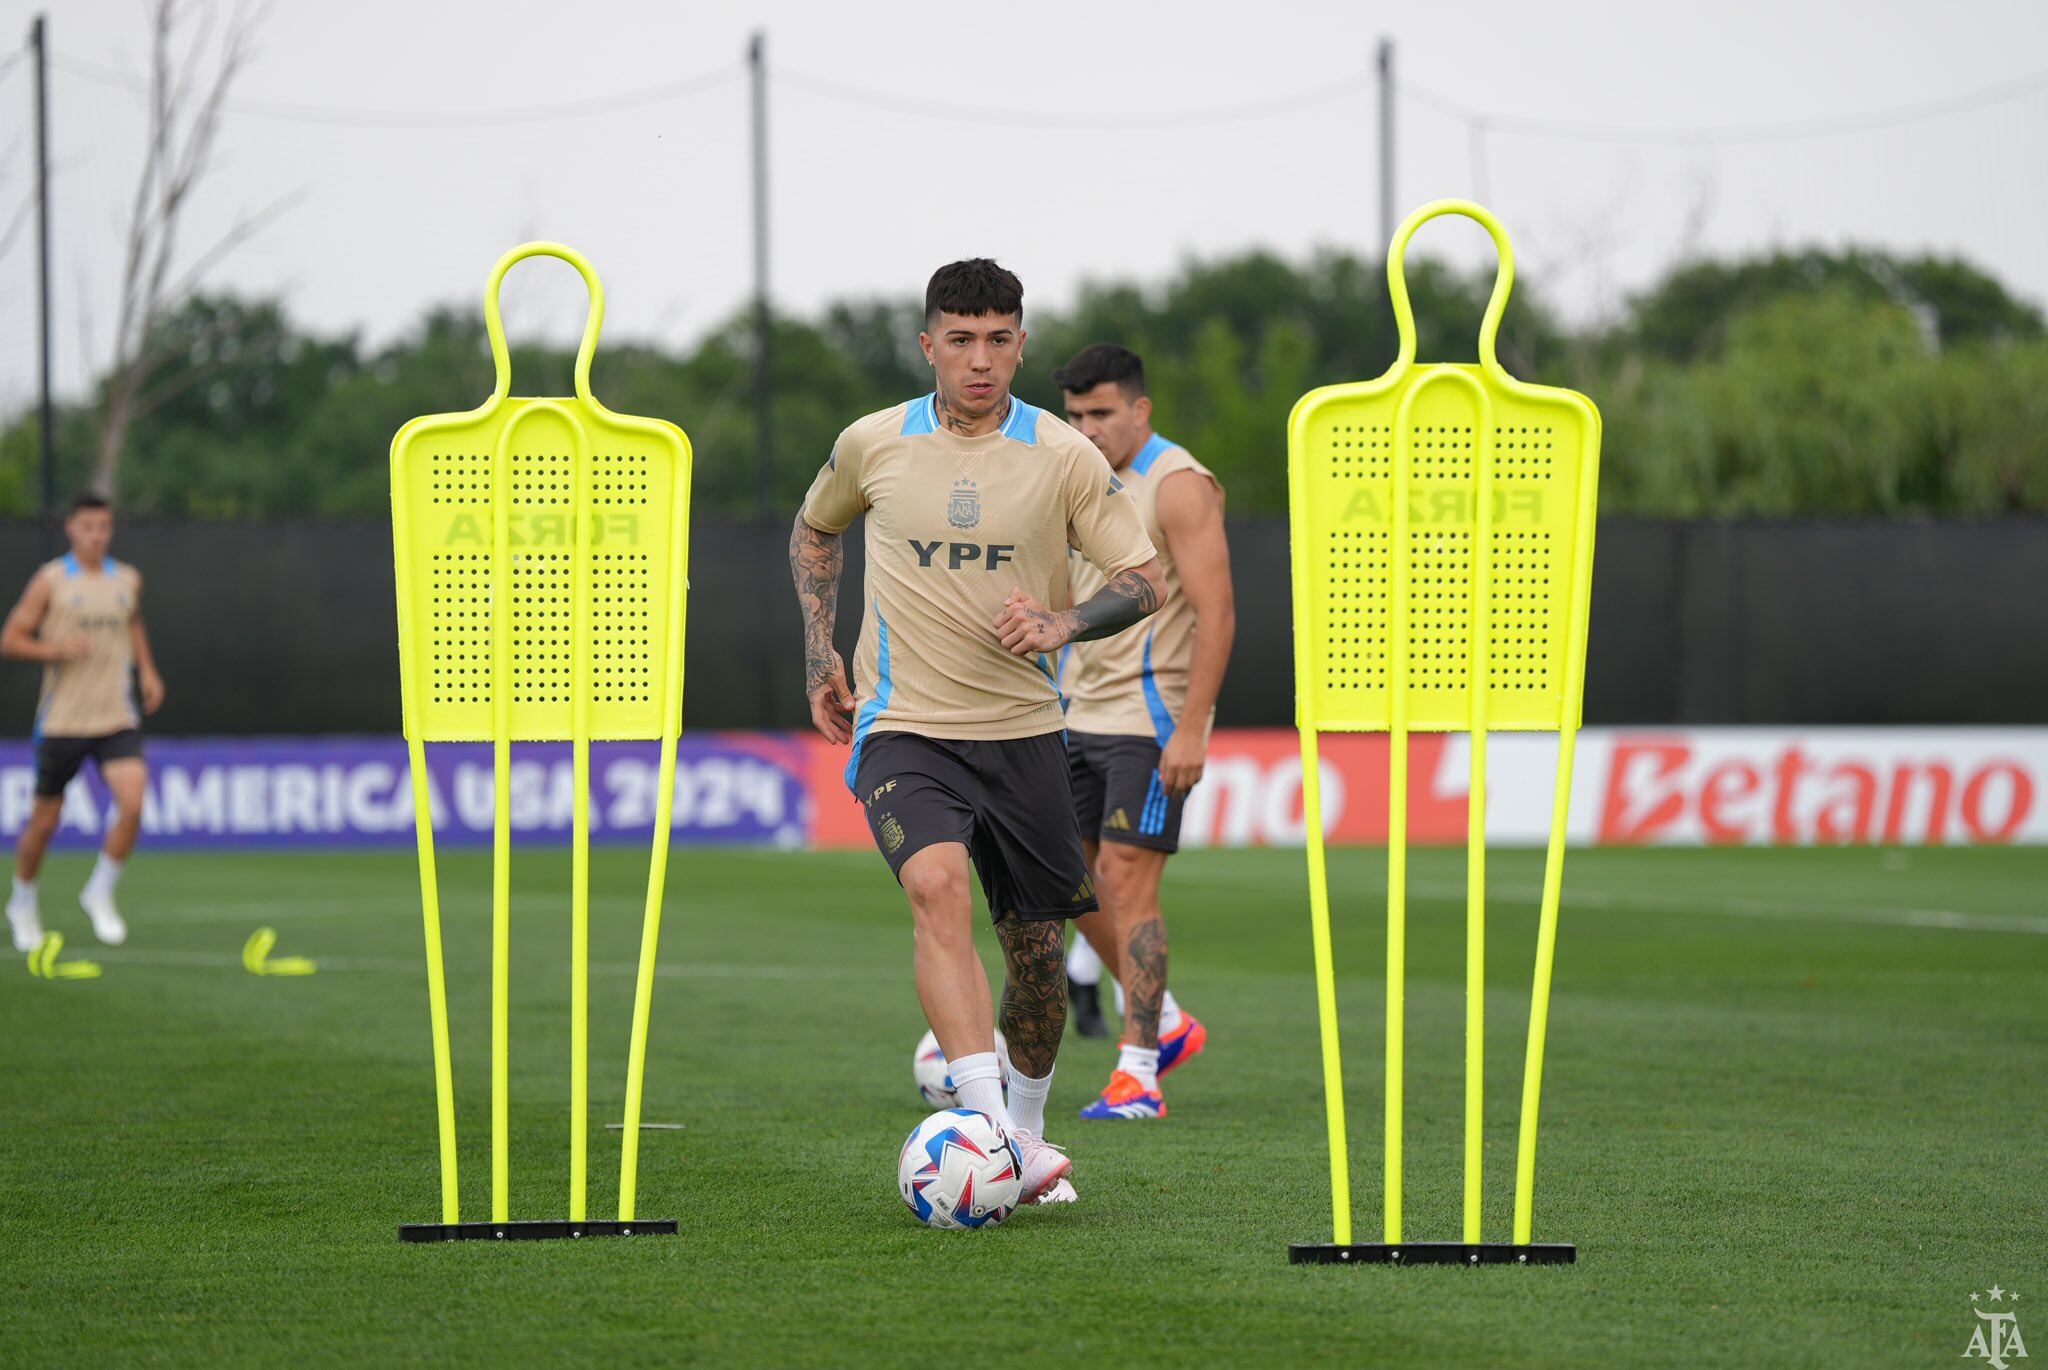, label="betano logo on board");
[1599,739,2034,845]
